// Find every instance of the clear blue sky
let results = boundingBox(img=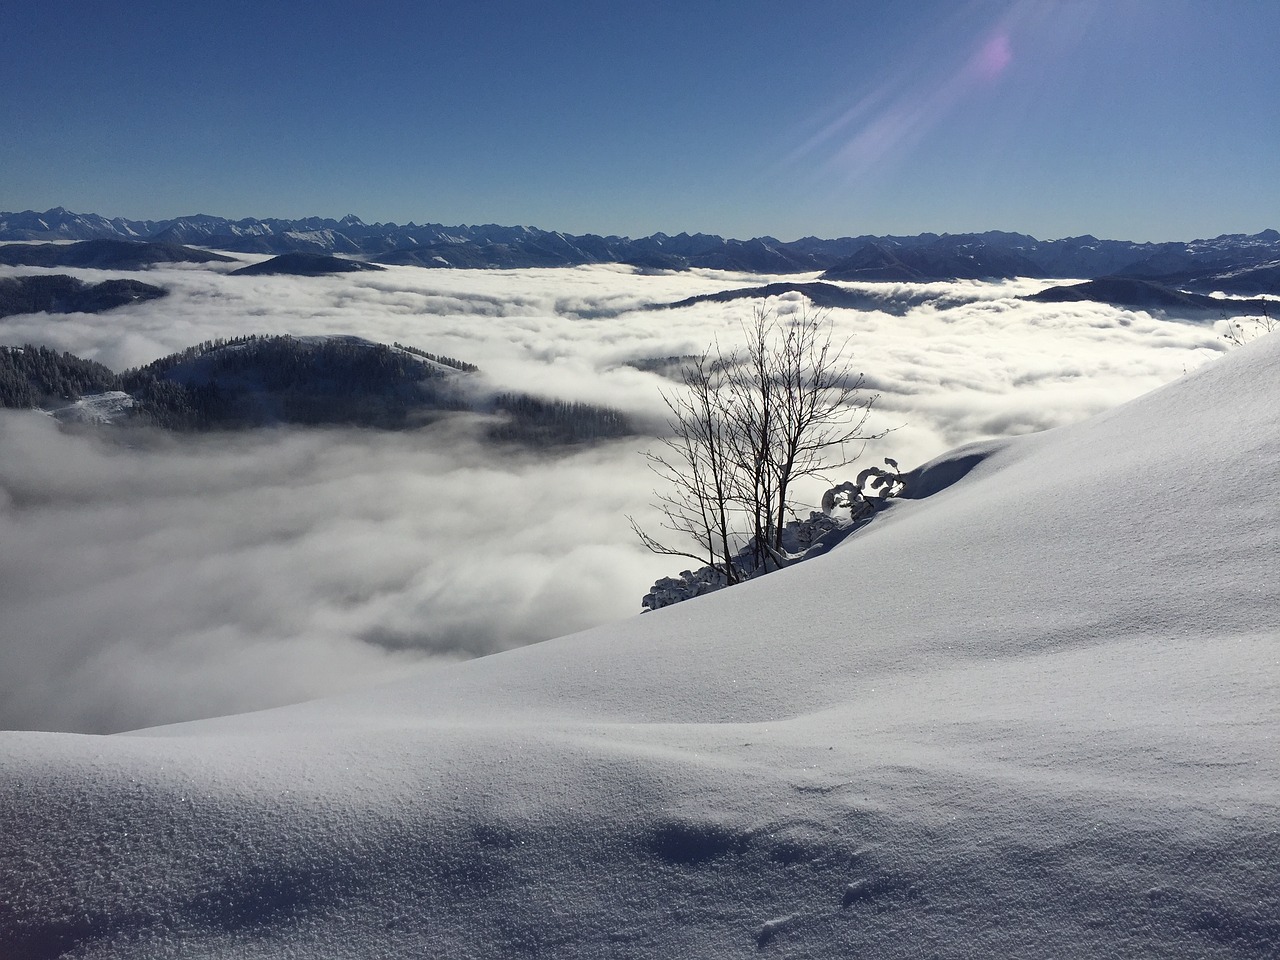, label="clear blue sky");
[2,0,1276,242]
